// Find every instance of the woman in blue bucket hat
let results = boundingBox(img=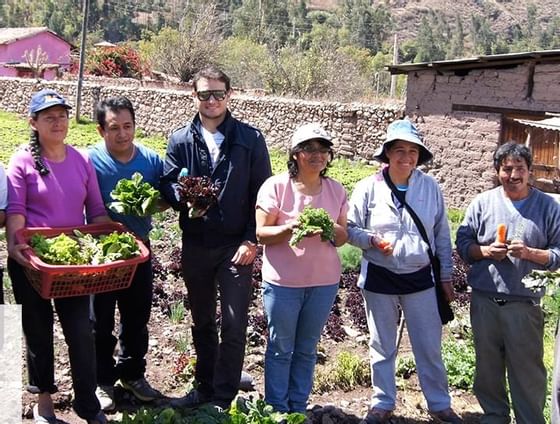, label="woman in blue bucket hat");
[6,89,109,424]
[347,119,461,423]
